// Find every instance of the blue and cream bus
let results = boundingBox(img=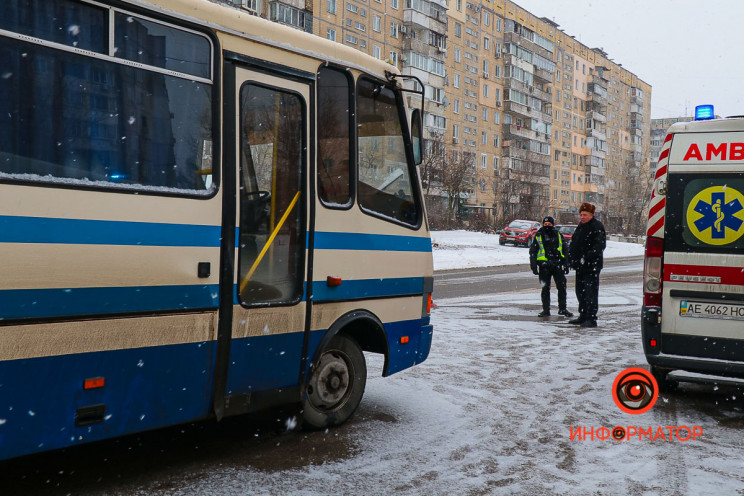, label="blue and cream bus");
[0,0,434,460]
